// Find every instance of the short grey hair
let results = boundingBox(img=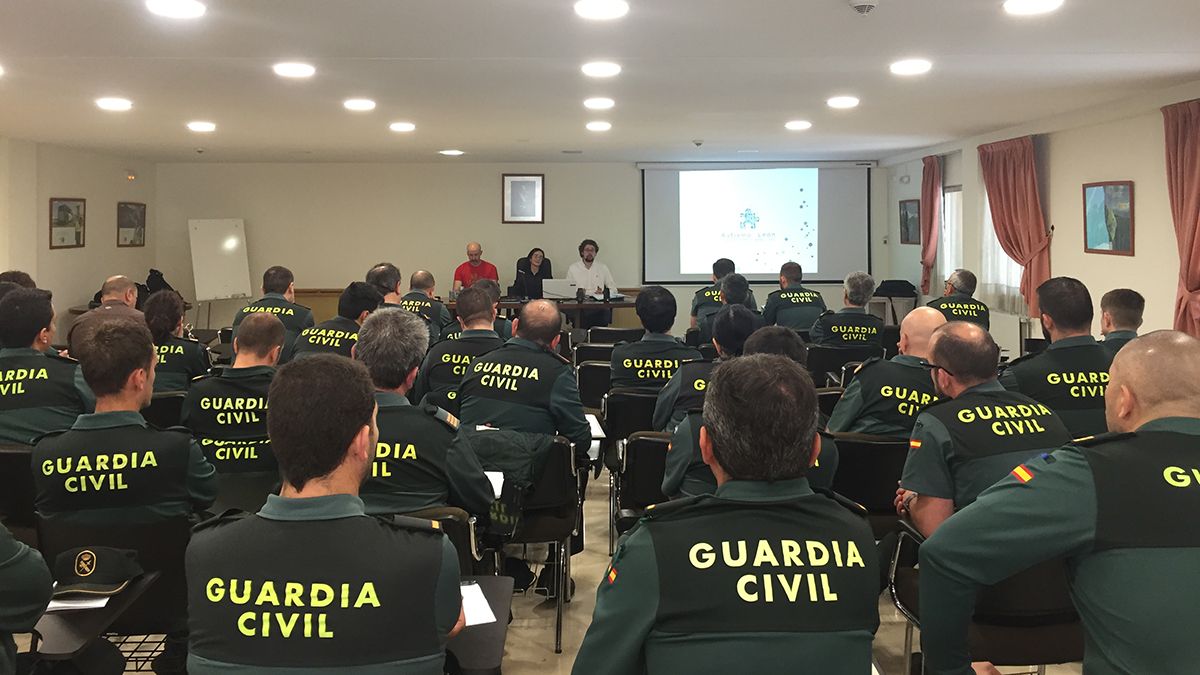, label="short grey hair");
[355,308,429,389]
[844,271,876,306]
[946,269,978,297]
